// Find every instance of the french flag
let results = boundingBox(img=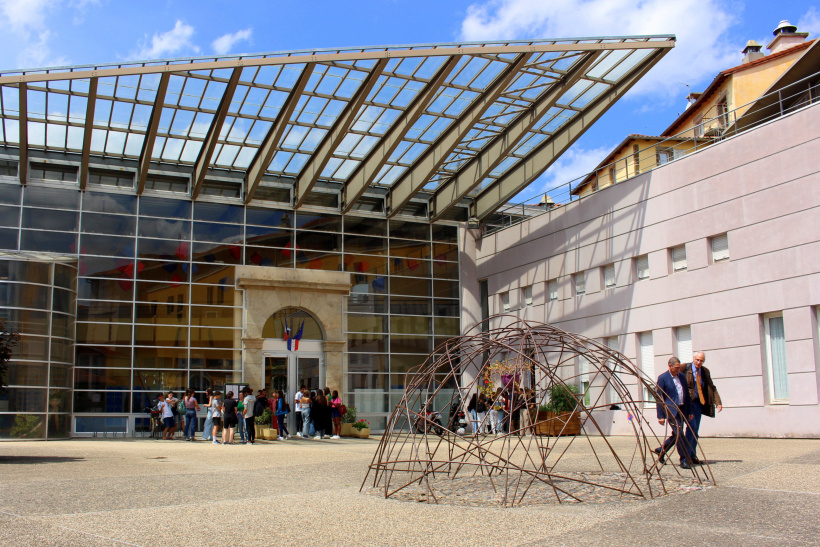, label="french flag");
[293,320,304,351]
[283,319,292,350]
